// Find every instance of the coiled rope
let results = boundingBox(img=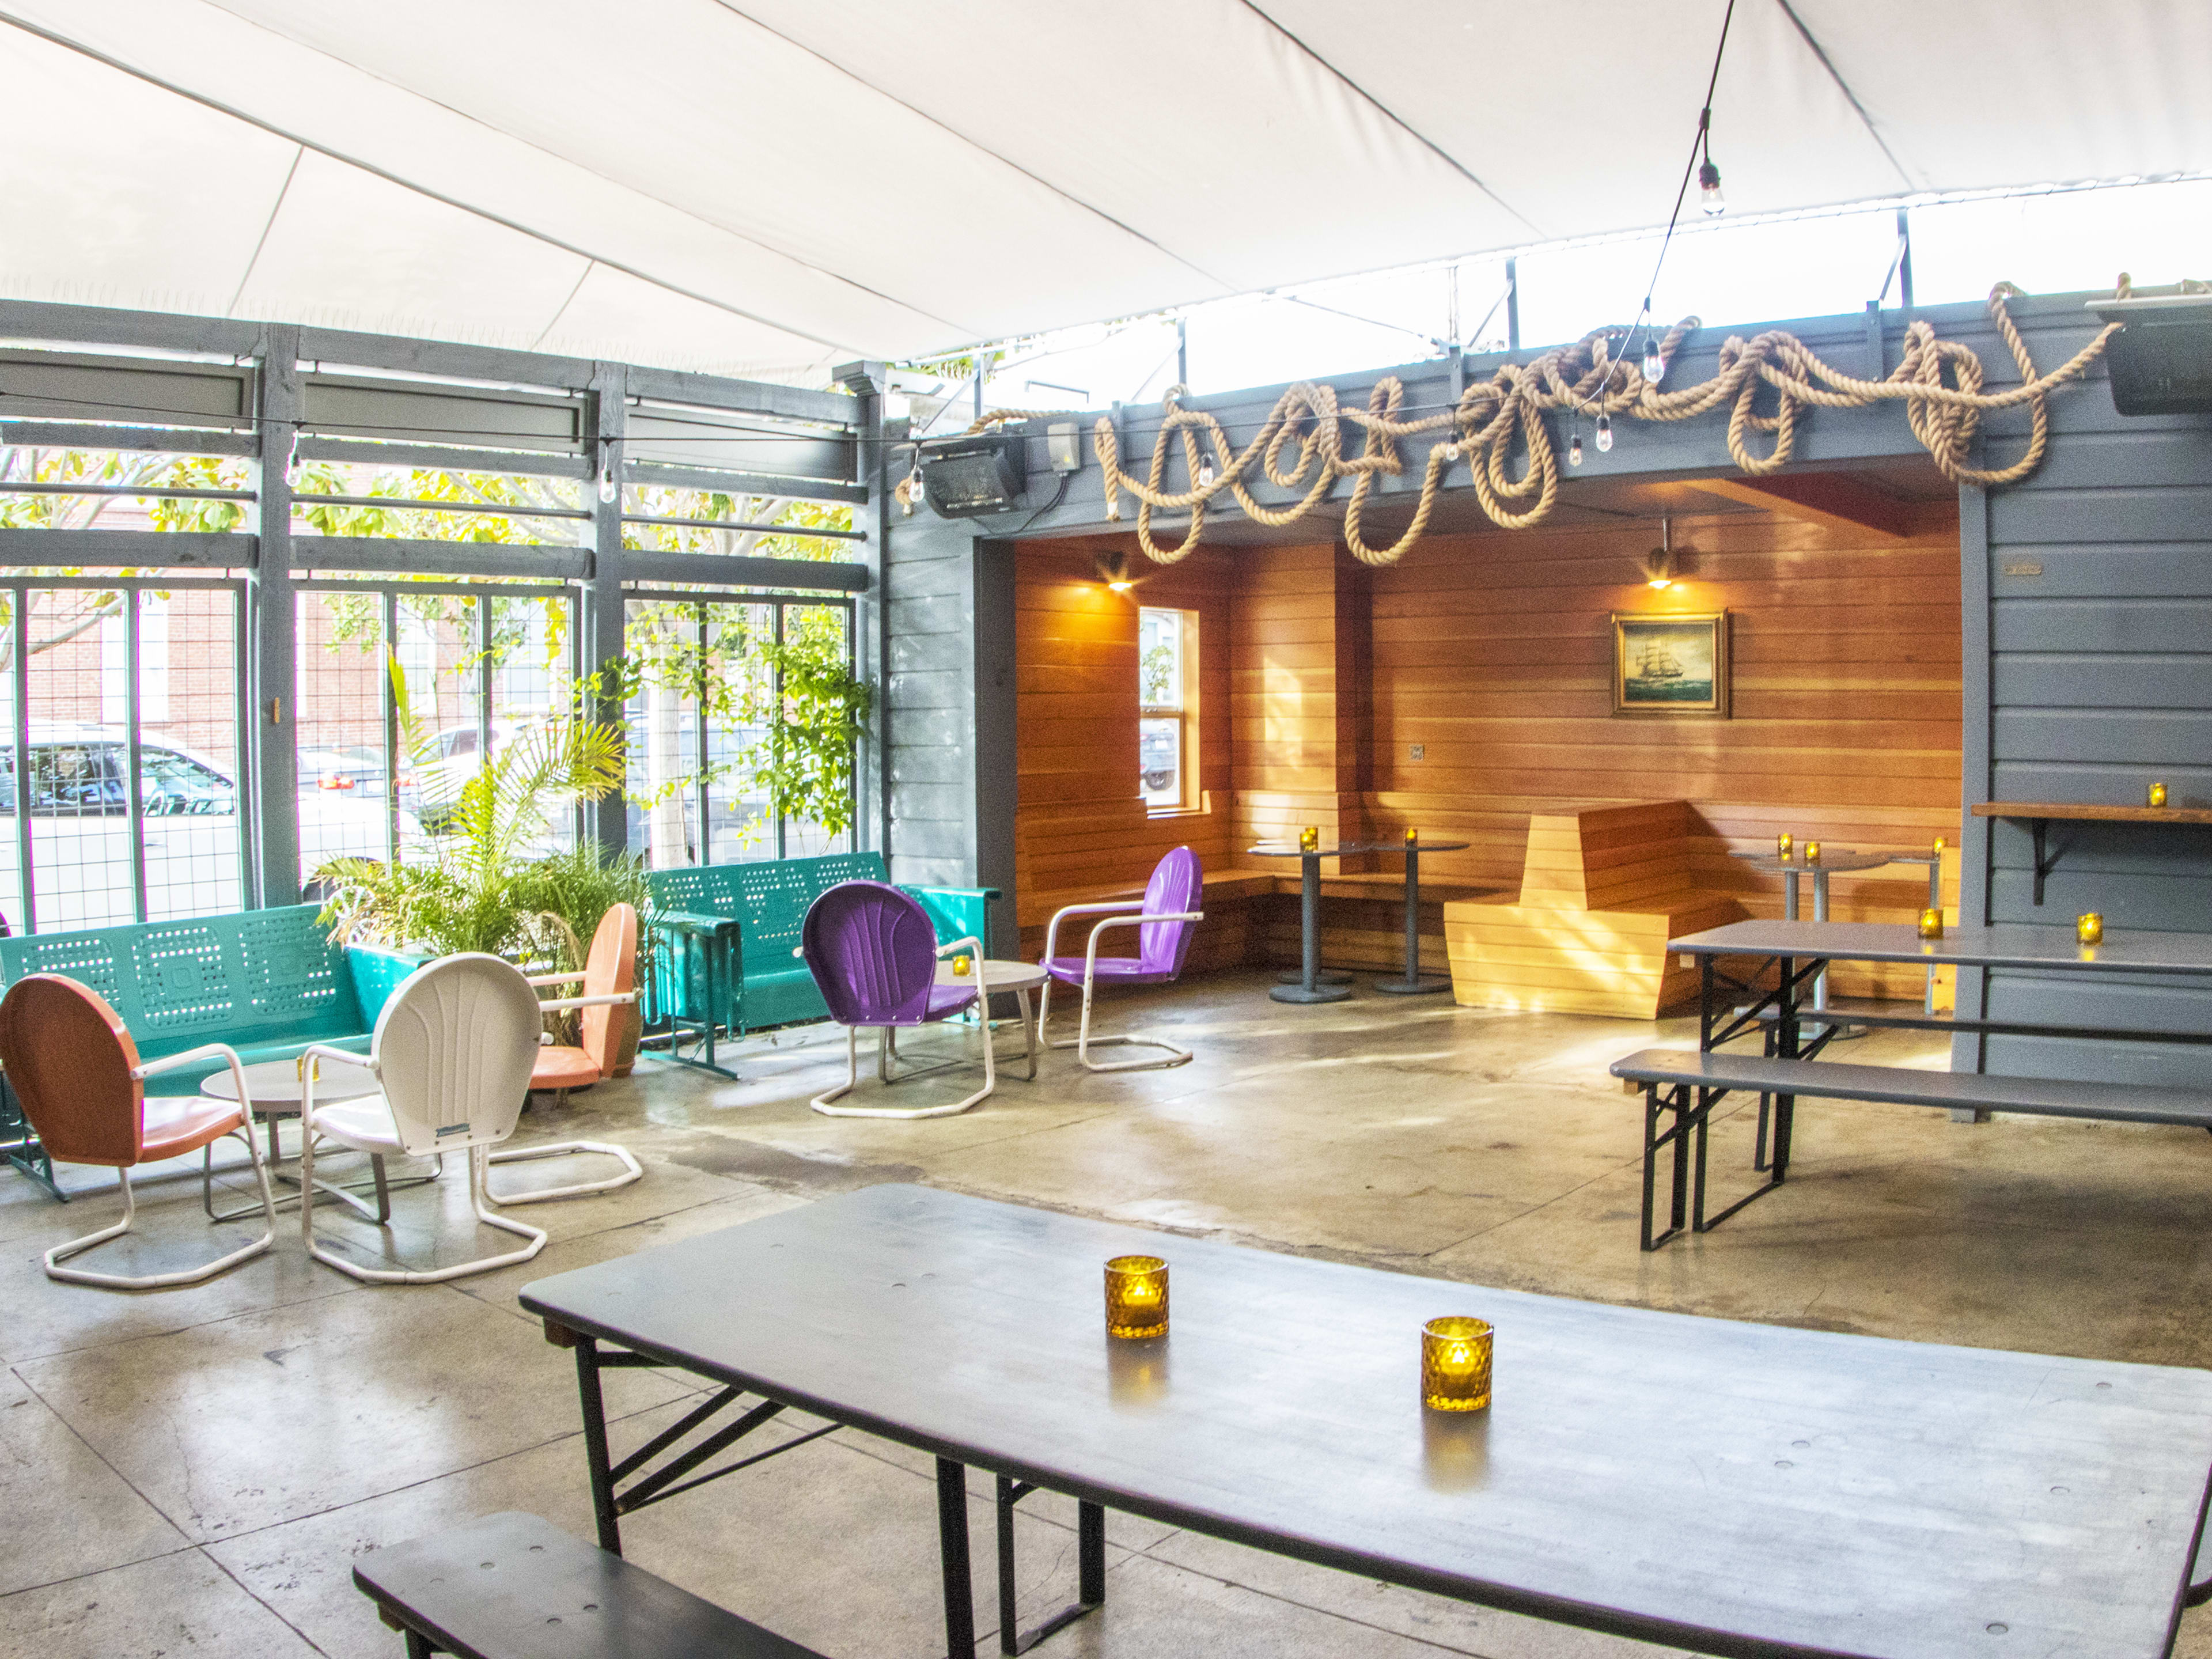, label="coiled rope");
[1091,283,2122,566]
